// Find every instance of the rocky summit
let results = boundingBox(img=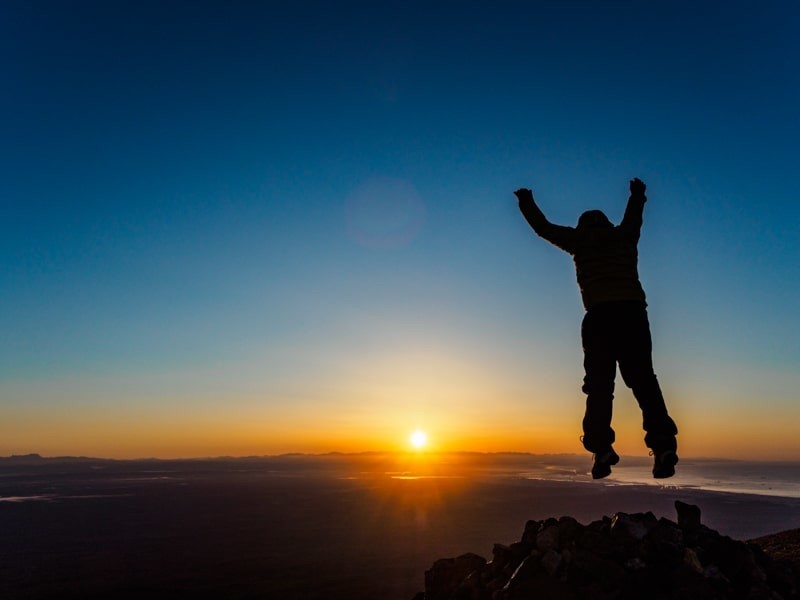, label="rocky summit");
[414,501,799,599]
